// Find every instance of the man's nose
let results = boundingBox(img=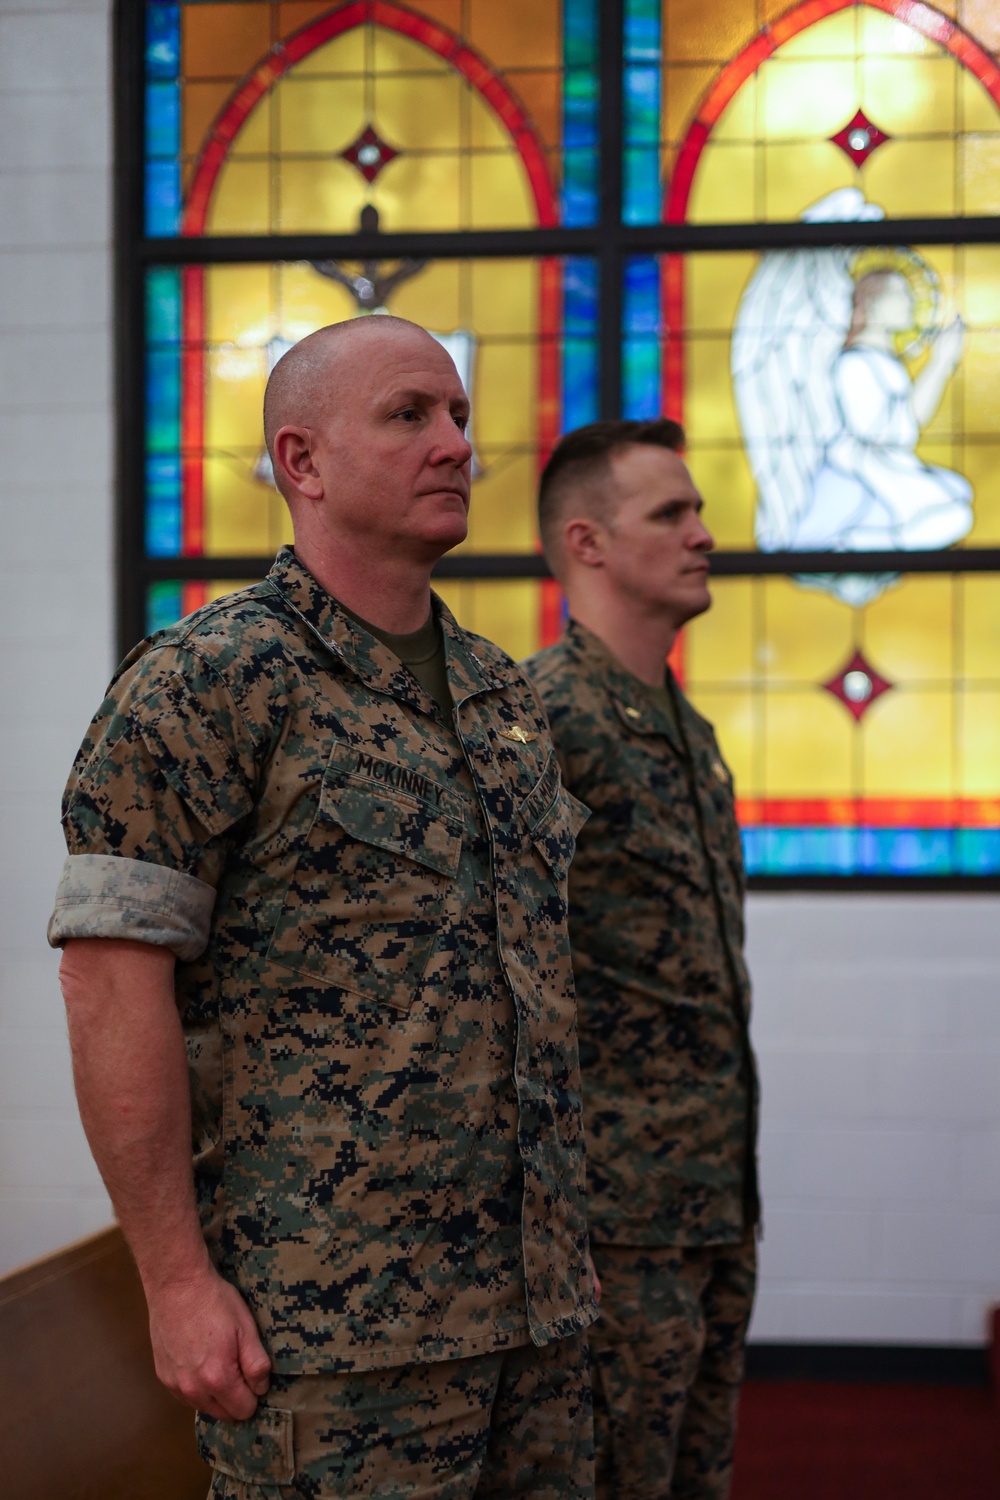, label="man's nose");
[432,411,473,466]
[691,514,714,551]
